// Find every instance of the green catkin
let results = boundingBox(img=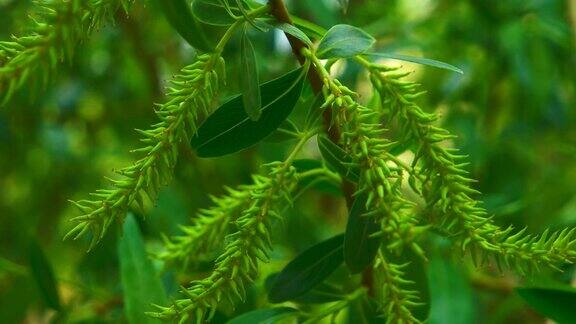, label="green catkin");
[0,0,130,105]
[368,63,576,273]
[66,54,225,249]
[150,162,299,322]
[305,49,425,323]
[2,2,574,322]
[374,252,421,324]
[156,184,253,268]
